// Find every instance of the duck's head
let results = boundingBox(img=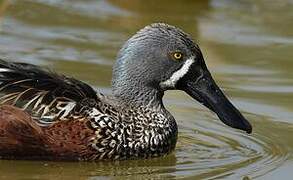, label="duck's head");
[112,23,252,133]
